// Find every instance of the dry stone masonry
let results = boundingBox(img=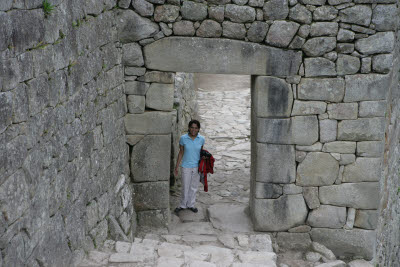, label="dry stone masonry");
[0,0,399,265]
